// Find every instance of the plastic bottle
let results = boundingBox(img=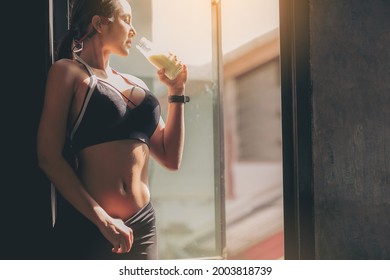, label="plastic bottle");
[136,37,183,80]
